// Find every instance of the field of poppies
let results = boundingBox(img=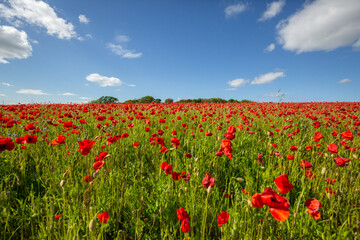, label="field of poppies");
[0,102,359,239]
